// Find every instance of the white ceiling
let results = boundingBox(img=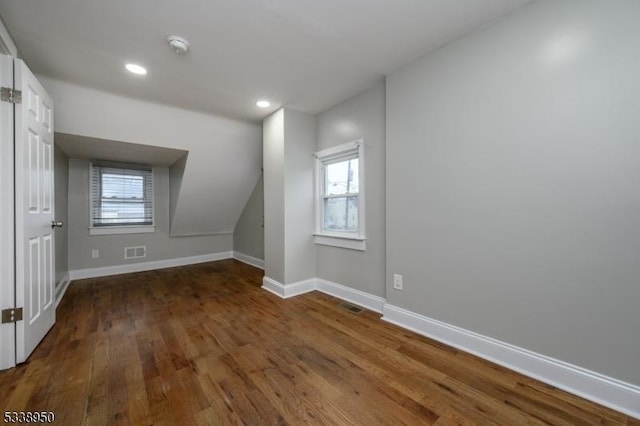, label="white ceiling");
[0,0,532,123]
